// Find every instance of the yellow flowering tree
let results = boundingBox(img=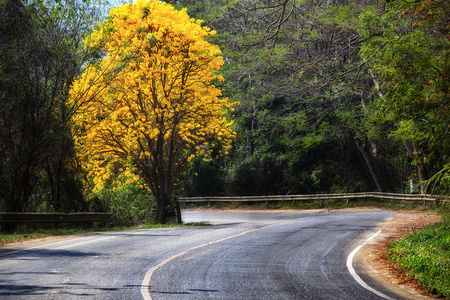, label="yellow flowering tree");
[69,0,235,223]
